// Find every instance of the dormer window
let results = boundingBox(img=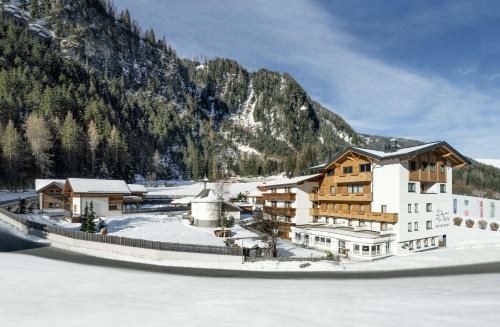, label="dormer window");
[343,166,353,174]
